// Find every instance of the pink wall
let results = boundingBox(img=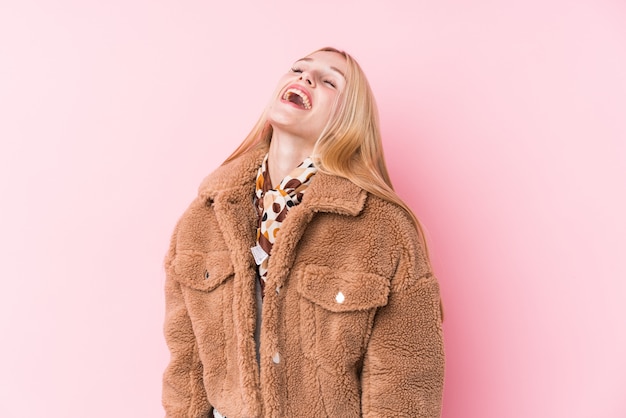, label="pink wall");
[1,0,625,416]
